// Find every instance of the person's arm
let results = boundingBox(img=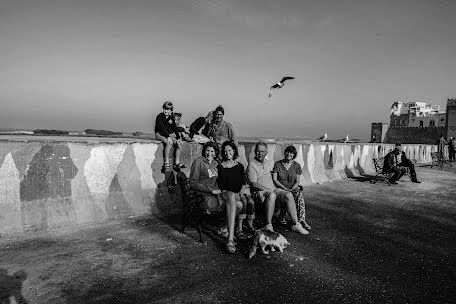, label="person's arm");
[189,159,213,193]
[169,116,180,140]
[290,163,302,190]
[272,162,289,190]
[272,172,290,191]
[228,123,237,145]
[247,163,267,191]
[216,165,226,191]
